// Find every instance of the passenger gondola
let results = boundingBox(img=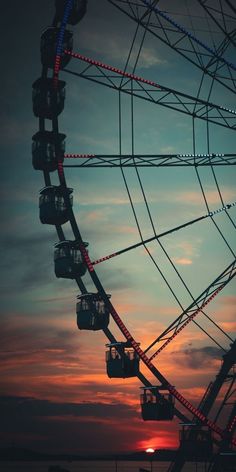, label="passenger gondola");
[54,240,88,279]
[39,186,73,225]
[179,424,213,459]
[32,78,66,119]
[77,293,110,330]
[40,27,73,69]
[140,386,175,421]
[106,342,140,378]
[32,131,66,172]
